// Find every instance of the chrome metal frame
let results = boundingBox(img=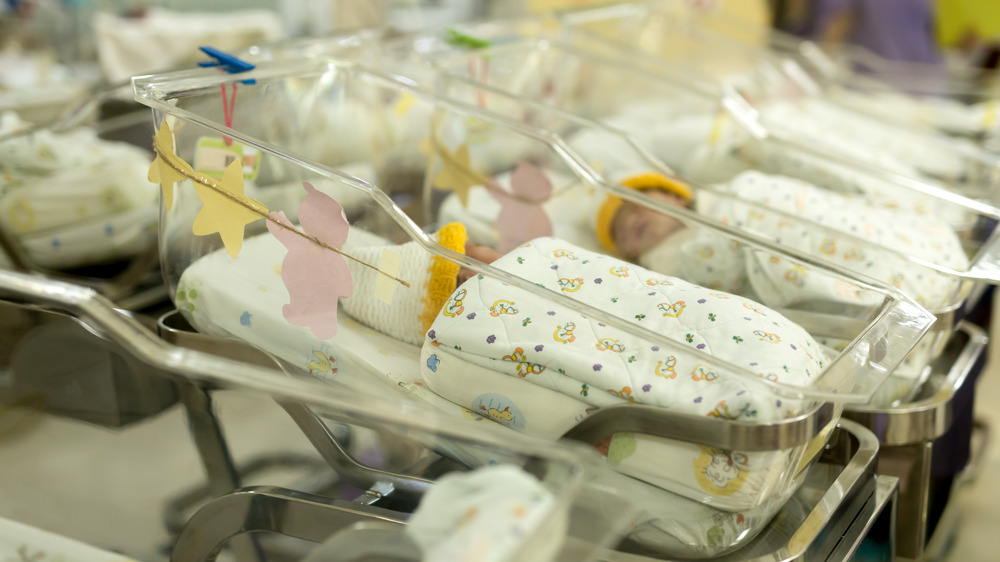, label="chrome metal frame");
[155,305,860,559]
[170,420,893,562]
[845,322,989,560]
